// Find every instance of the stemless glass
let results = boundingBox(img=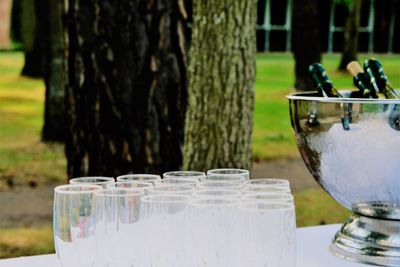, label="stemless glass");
[93,188,145,267]
[116,174,161,185]
[54,184,103,267]
[239,201,296,267]
[193,189,241,199]
[243,178,290,189]
[142,194,190,267]
[207,168,250,180]
[197,180,243,190]
[69,176,115,188]
[163,171,206,181]
[188,198,241,267]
